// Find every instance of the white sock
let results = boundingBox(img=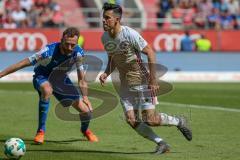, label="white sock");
[160,113,179,126]
[135,122,163,144]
